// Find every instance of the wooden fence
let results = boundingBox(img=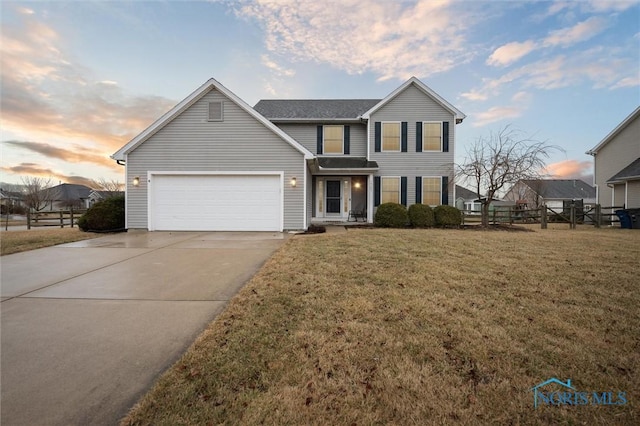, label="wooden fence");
[462,204,624,229]
[27,209,86,229]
